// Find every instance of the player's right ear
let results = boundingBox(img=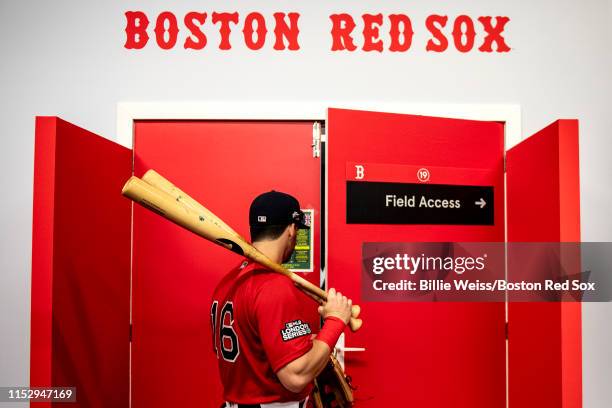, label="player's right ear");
[286,223,296,238]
